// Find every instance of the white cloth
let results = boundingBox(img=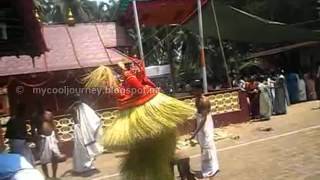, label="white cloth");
[258,82,272,119]
[195,113,219,178]
[9,139,34,166]
[298,78,307,101]
[73,103,103,173]
[39,131,62,164]
[11,169,44,180]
